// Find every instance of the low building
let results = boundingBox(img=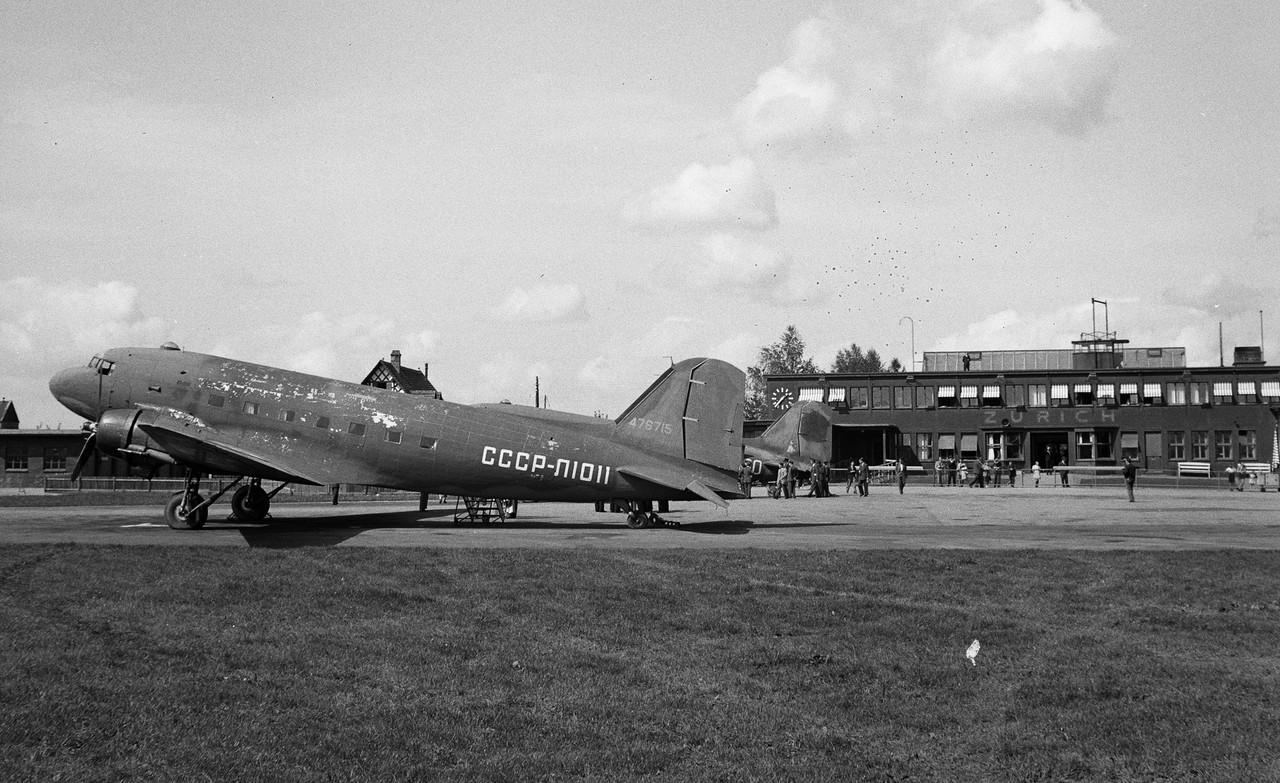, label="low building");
[761,342,1280,475]
[359,350,442,399]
